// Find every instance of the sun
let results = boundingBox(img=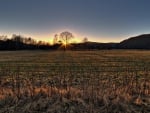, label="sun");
[62,41,67,46]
